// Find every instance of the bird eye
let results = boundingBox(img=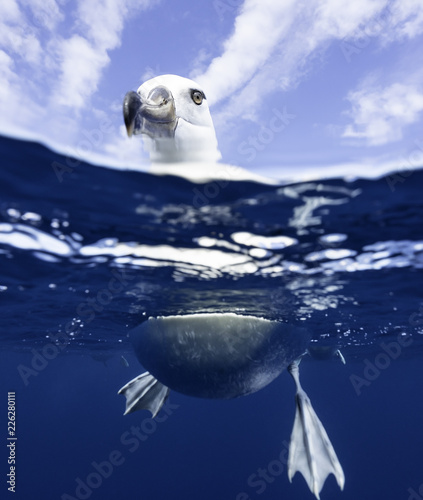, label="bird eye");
[191,90,204,105]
